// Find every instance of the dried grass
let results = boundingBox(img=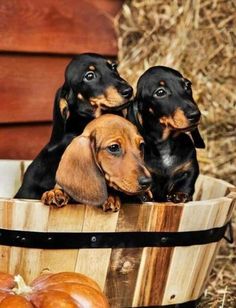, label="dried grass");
[115,0,236,185]
[115,0,236,307]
